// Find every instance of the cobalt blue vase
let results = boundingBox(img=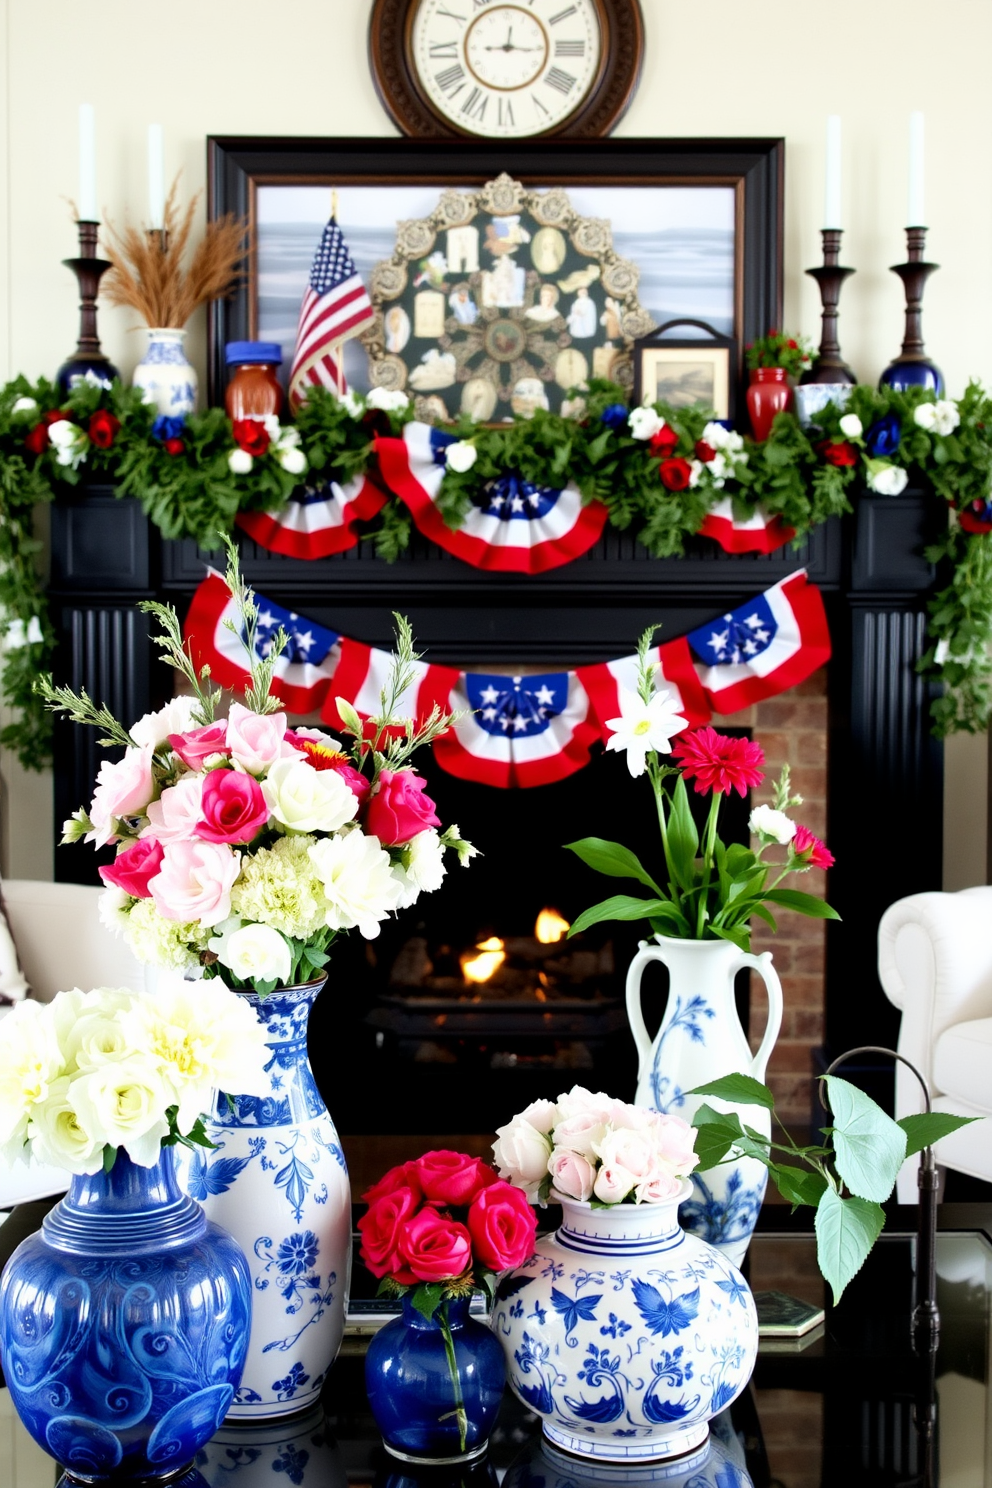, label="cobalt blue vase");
[365,1296,505,1464]
[0,1146,251,1483]
[880,358,944,396]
